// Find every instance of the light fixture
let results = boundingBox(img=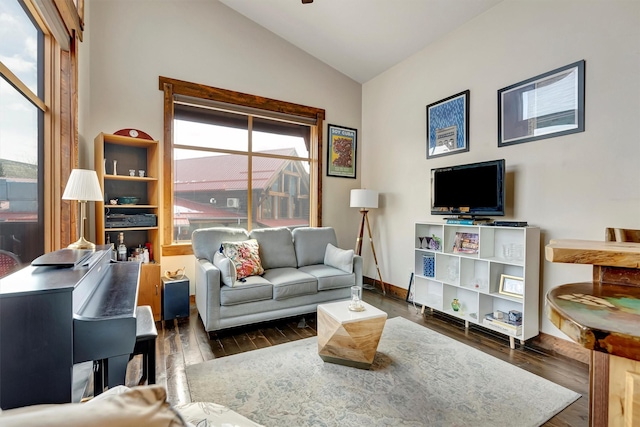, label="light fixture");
[350,189,385,294]
[62,169,103,250]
